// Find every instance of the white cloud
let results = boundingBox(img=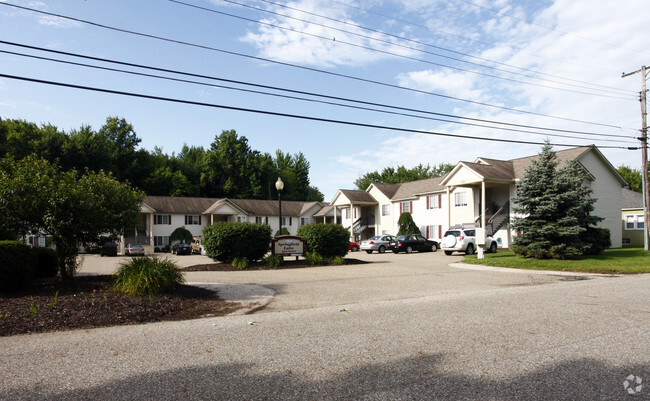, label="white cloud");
[241,0,420,67]
[396,69,489,101]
